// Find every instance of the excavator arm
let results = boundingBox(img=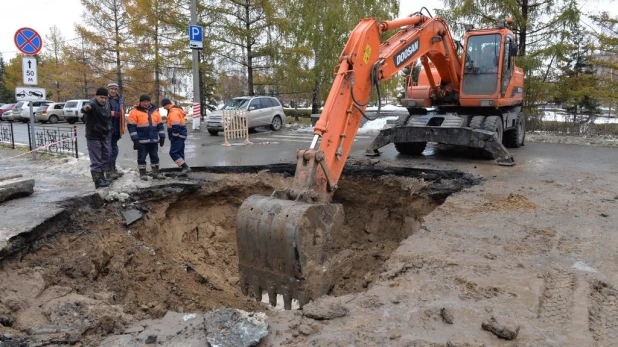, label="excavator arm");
[295,15,462,203]
[235,15,466,309]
